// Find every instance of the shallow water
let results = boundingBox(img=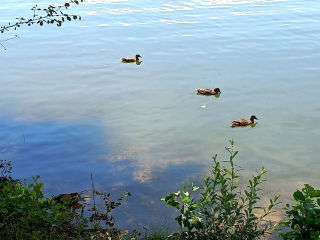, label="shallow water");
[1,0,320,236]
